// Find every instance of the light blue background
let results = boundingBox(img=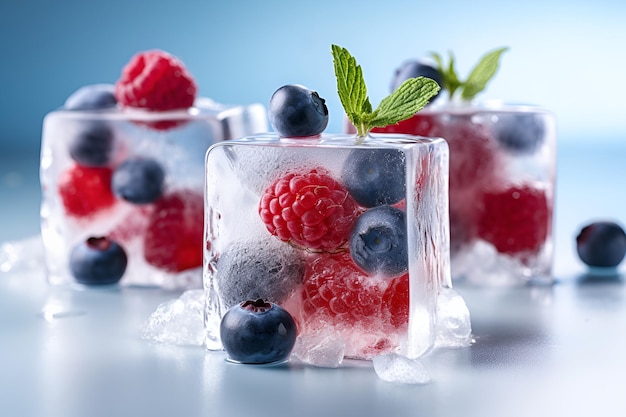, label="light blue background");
[1,0,625,152]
